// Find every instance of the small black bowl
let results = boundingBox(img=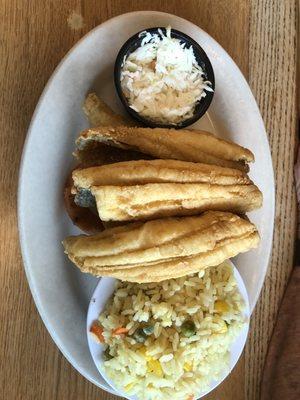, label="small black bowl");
[114,27,215,129]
